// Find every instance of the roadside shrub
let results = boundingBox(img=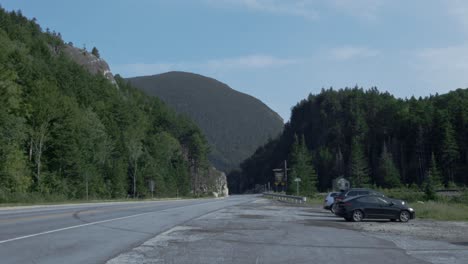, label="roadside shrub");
[448,190,468,204]
[377,187,425,202]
